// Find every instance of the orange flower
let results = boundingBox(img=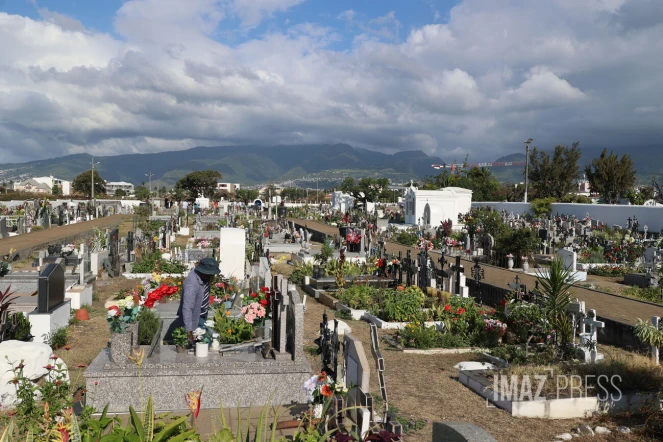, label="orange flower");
[321,385,333,397]
[318,371,327,381]
[396,286,405,291]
